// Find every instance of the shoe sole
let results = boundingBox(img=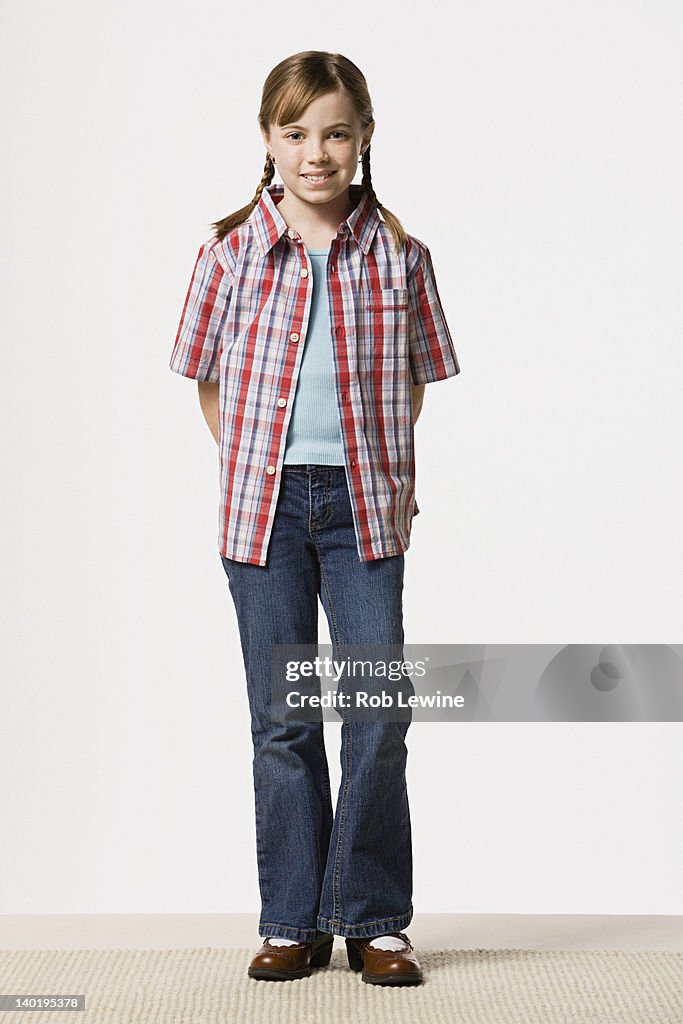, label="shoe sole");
[247,965,313,981]
[360,970,423,985]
